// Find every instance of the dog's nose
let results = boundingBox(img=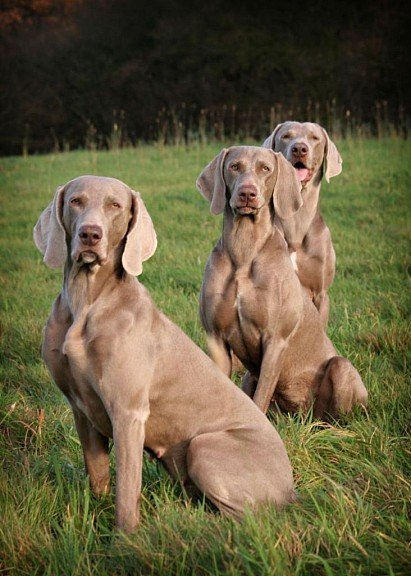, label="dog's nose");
[78,225,103,246]
[291,143,308,157]
[238,187,257,202]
